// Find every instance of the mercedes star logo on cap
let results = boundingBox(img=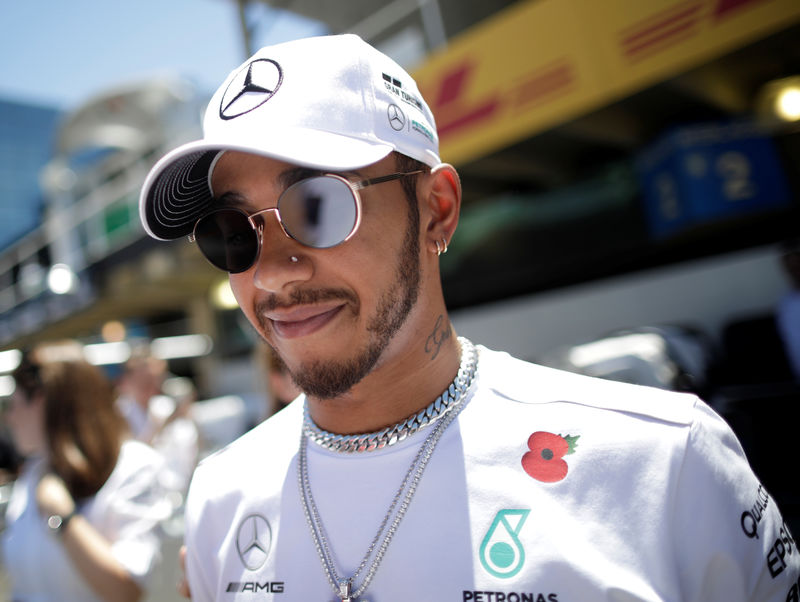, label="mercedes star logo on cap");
[236,514,273,570]
[387,104,406,131]
[219,58,283,120]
